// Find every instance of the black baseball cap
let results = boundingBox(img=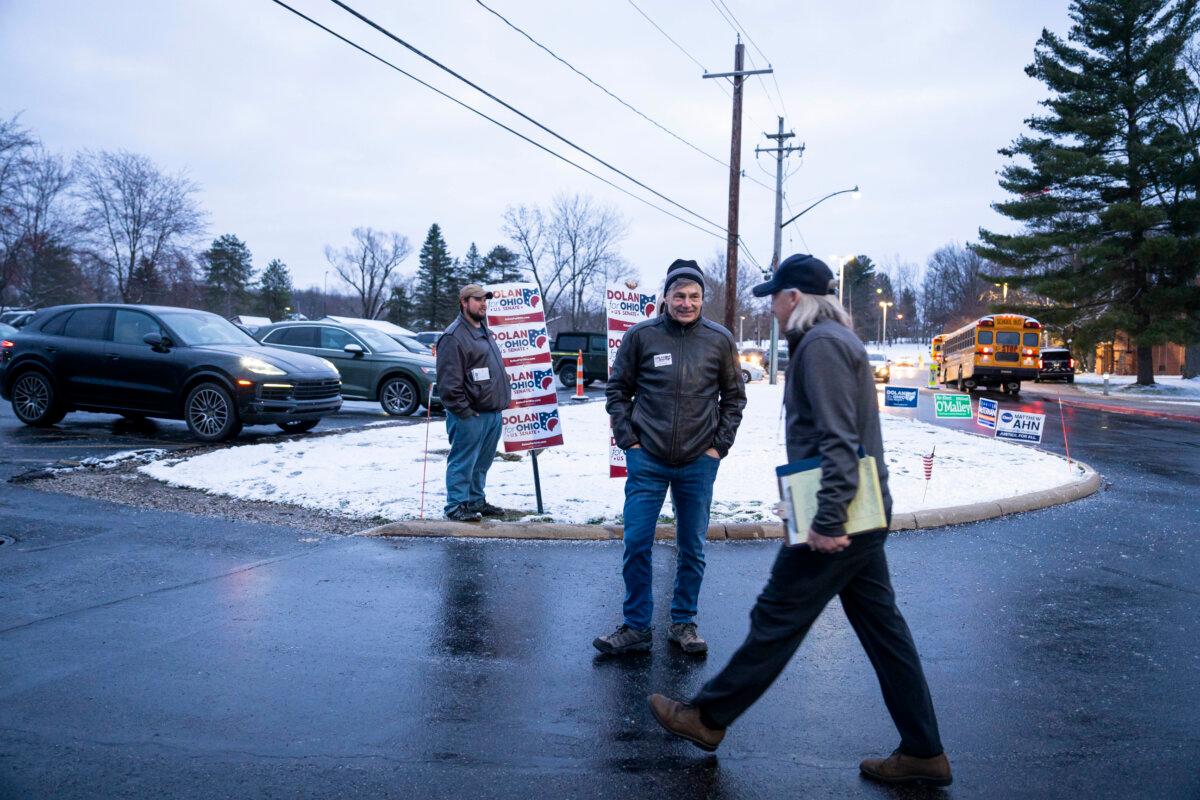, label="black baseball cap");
[751,253,837,297]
